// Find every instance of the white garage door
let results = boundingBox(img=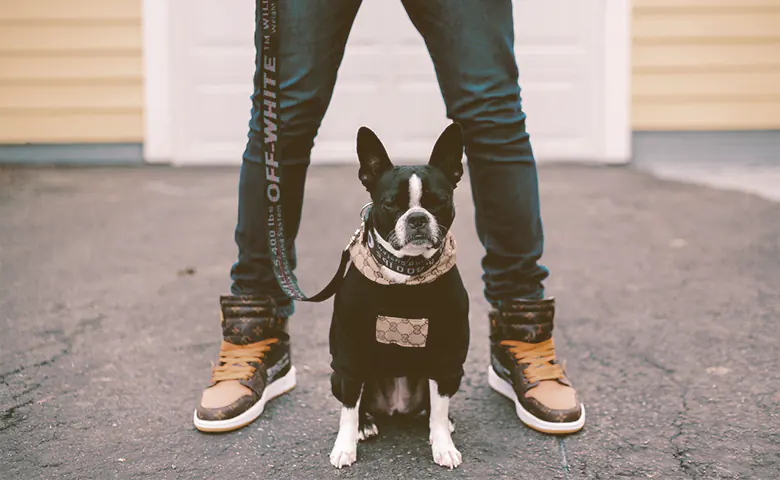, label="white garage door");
[144,0,630,165]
